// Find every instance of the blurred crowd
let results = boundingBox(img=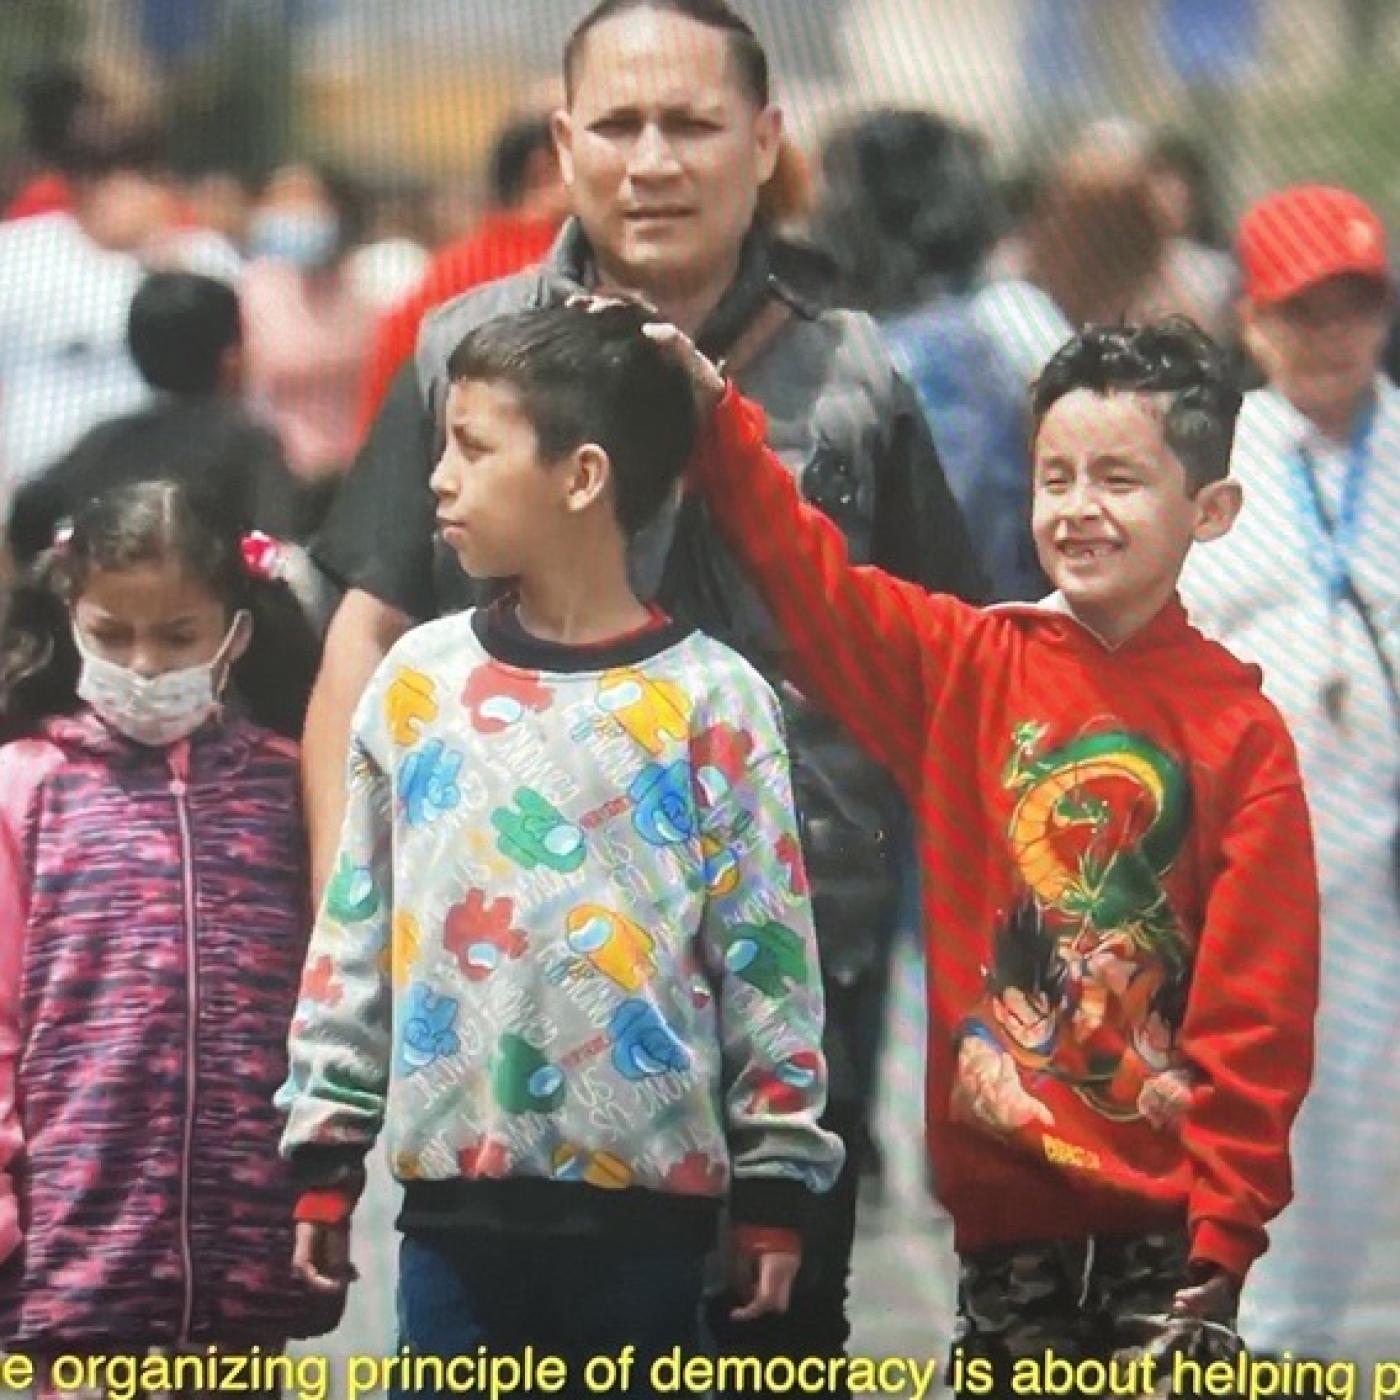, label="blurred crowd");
[1,56,1395,594]
[0,63,569,555]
